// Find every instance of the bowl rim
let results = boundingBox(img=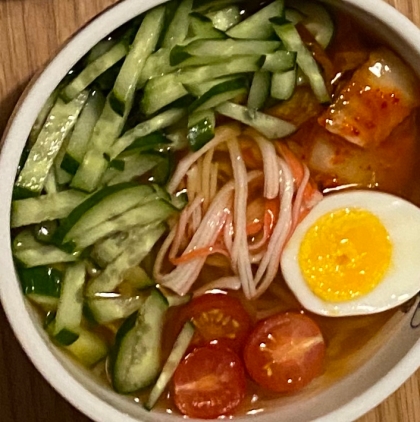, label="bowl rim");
[1,0,420,421]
